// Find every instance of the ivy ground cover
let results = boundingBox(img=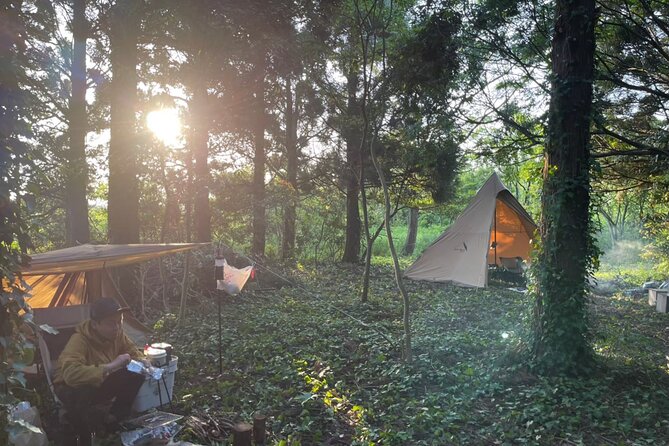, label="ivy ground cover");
[159,264,669,445]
